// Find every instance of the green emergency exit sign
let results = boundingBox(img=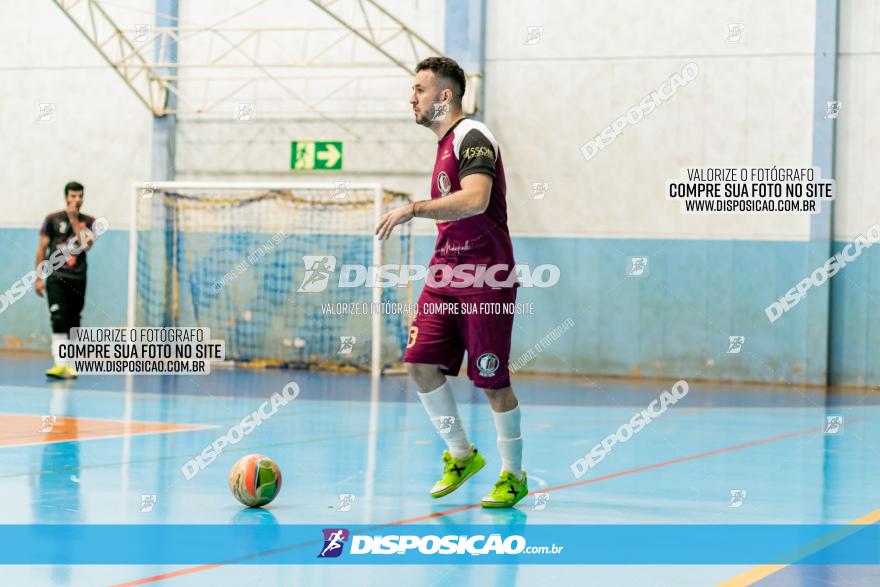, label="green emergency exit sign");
[290,141,343,170]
